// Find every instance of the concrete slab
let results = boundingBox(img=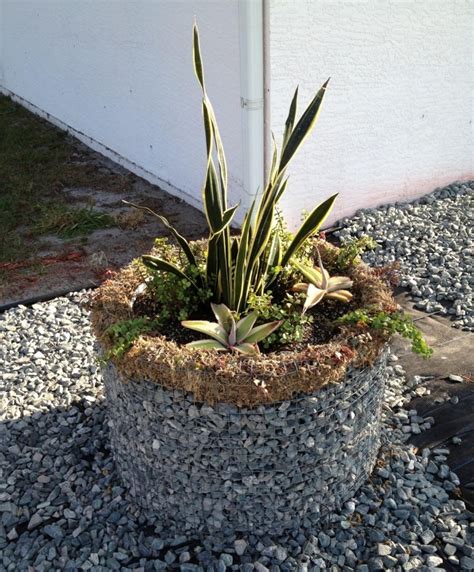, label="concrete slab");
[391,292,474,509]
[392,293,473,379]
